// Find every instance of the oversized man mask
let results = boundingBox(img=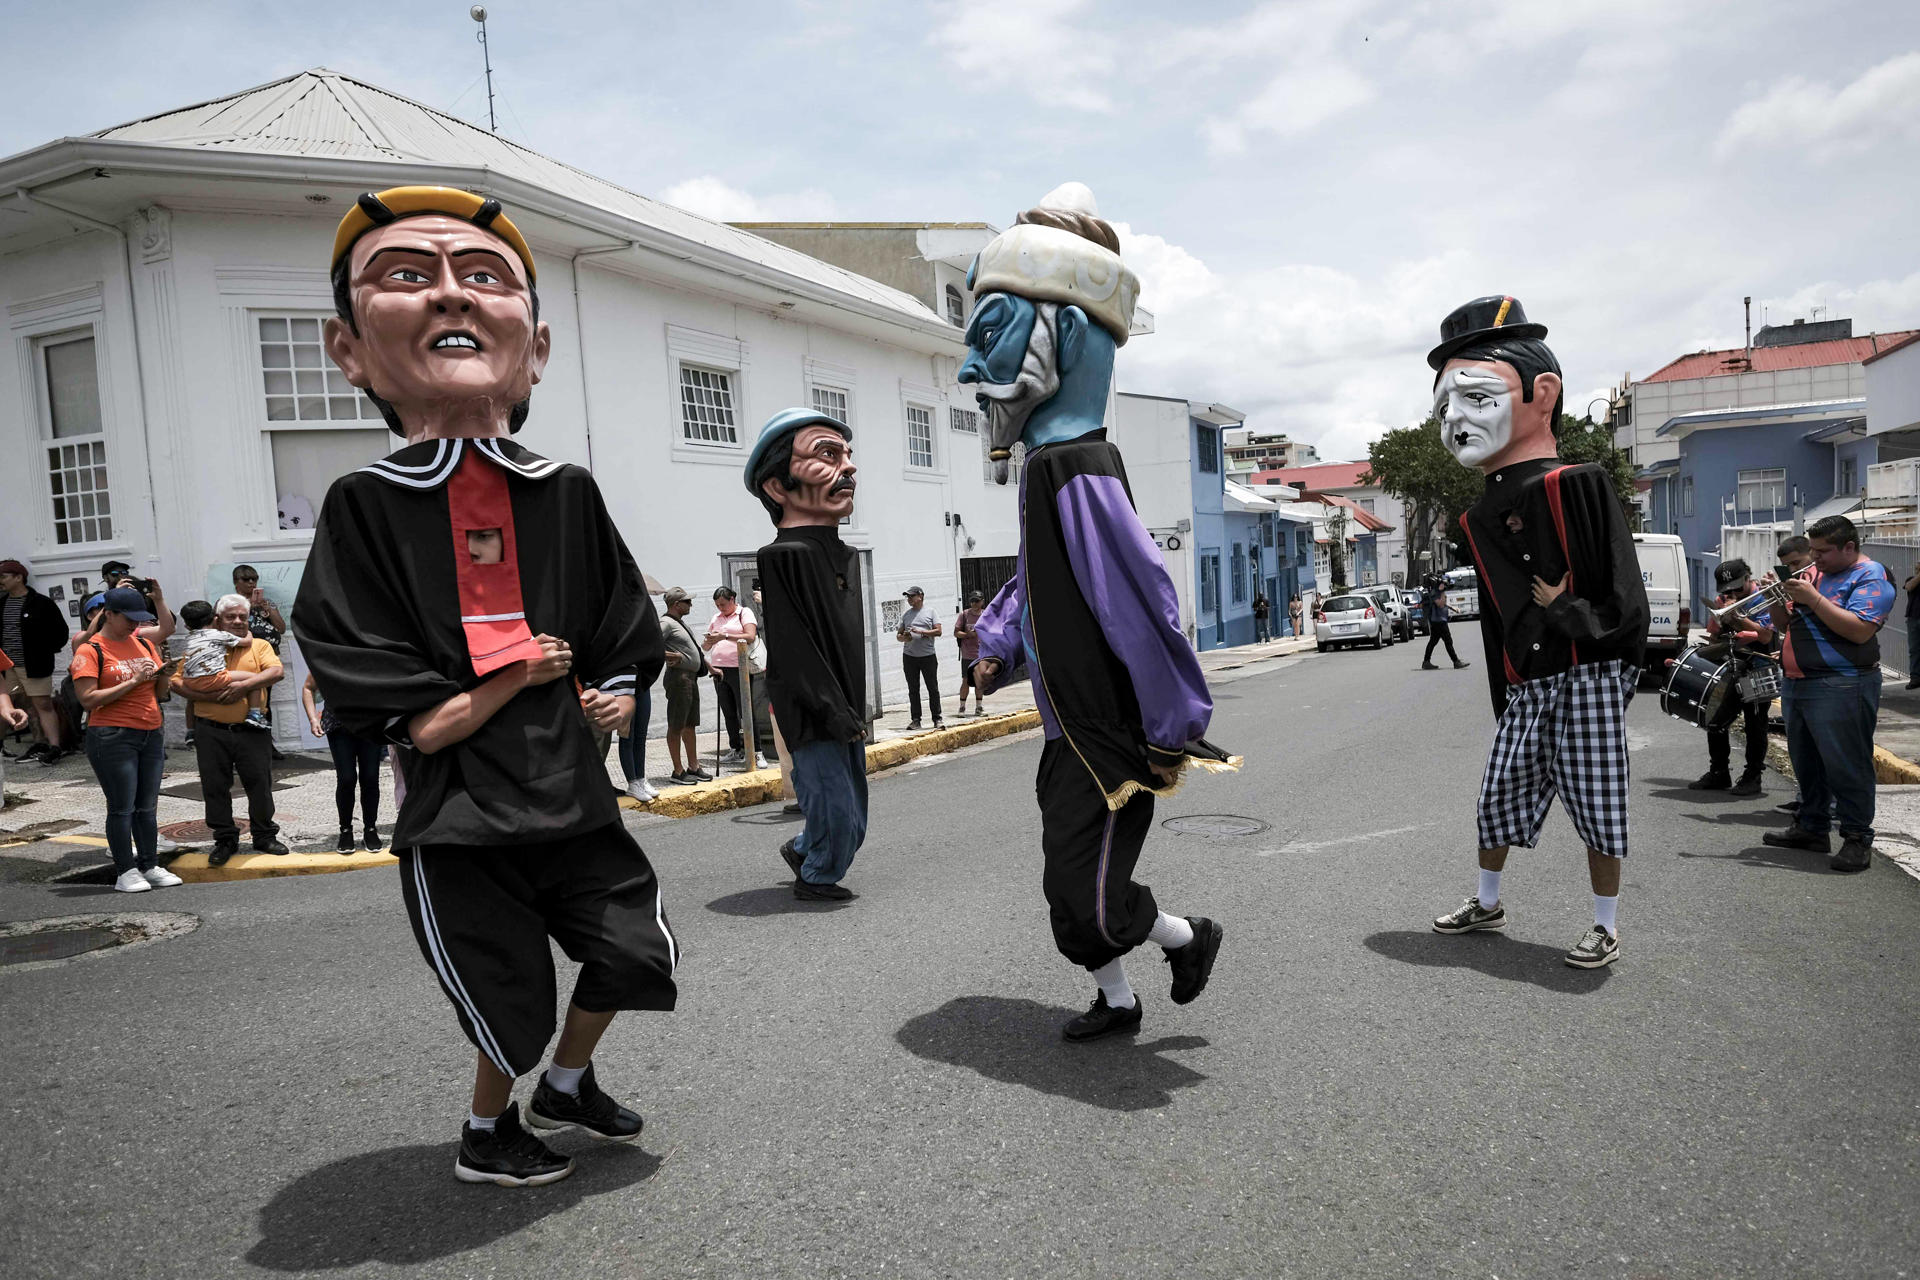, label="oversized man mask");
[960,183,1140,485]
[1427,295,1564,475]
[745,408,857,527]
